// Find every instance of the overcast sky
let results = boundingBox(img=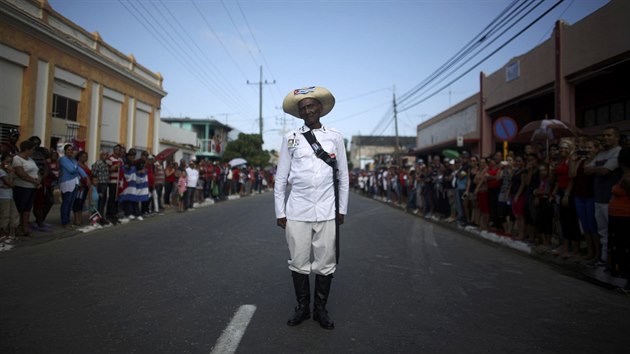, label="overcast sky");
[48,0,609,151]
